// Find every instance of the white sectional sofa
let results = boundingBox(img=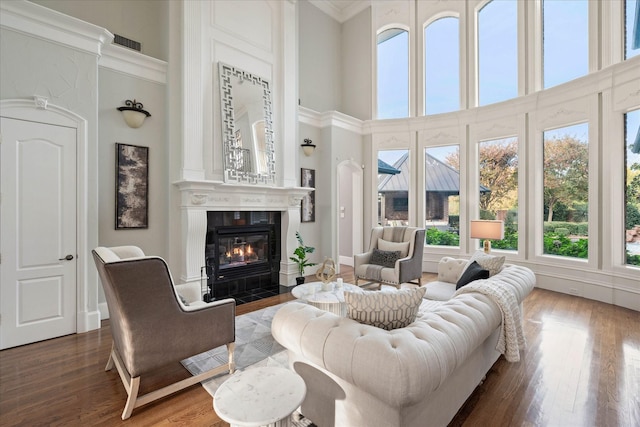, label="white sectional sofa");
[272,258,535,427]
